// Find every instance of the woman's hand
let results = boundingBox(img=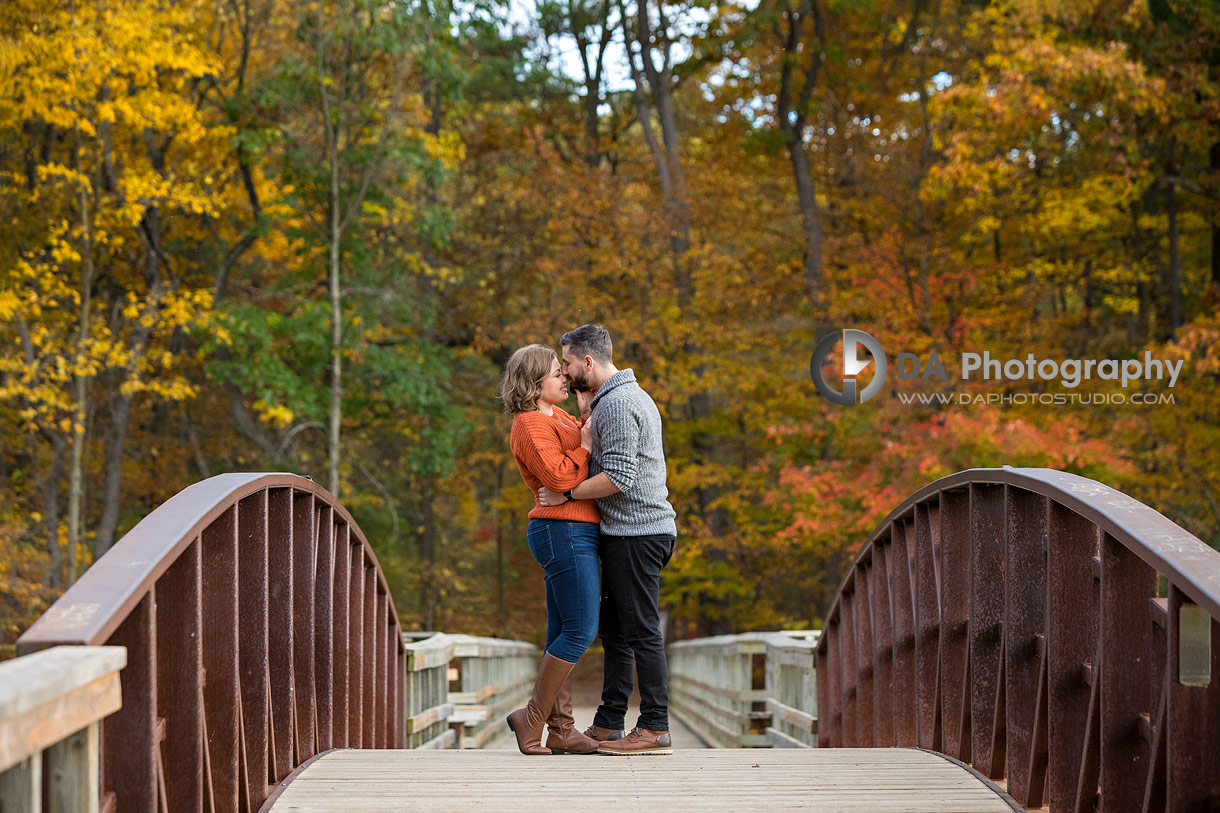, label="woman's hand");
[538,486,567,506]
[576,389,593,422]
[580,421,592,452]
